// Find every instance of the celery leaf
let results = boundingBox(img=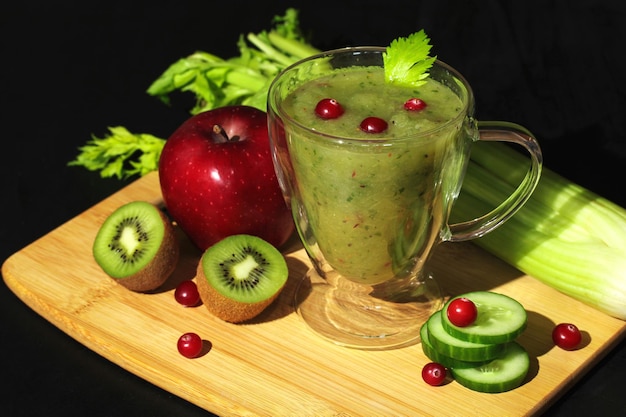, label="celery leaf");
[383,30,436,88]
[68,127,165,179]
